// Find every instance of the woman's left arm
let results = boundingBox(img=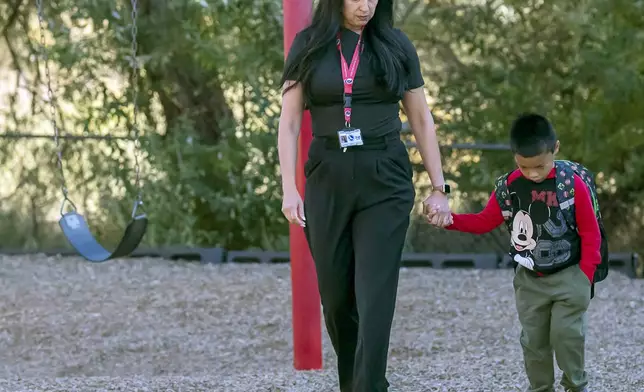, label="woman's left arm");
[402,89,445,193]
[398,29,451,226]
[402,89,451,226]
